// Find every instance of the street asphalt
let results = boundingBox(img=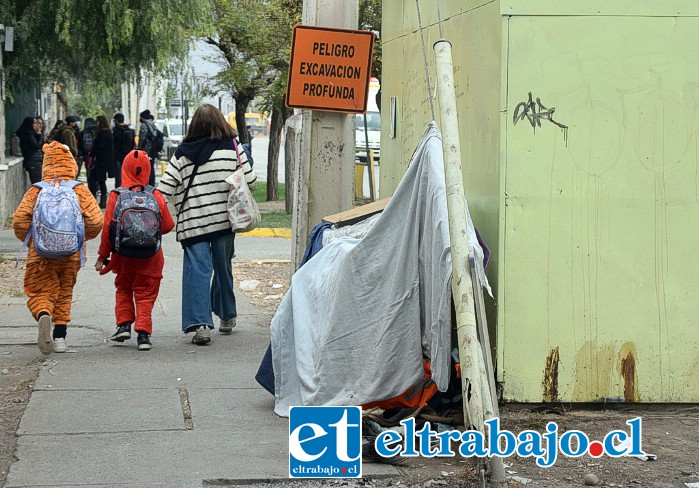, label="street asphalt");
[0,228,396,487]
